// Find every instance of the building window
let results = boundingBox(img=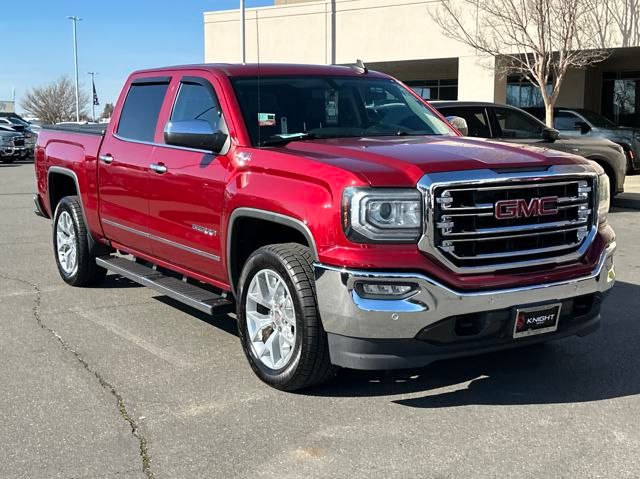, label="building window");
[507,76,552,108]
[405,79,458,100]
[602,71,640,127]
